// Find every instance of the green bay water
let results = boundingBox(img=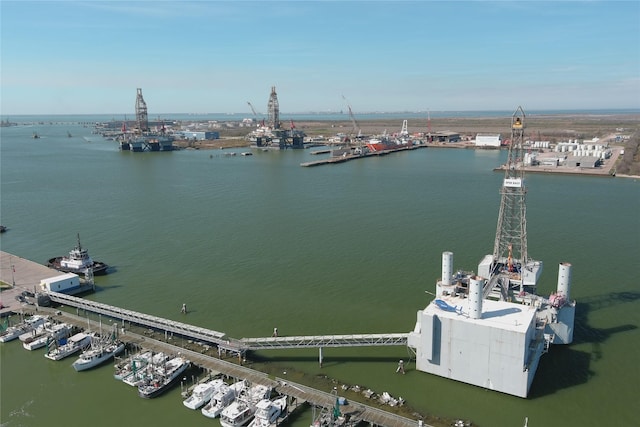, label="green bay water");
[1,120,638,427]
